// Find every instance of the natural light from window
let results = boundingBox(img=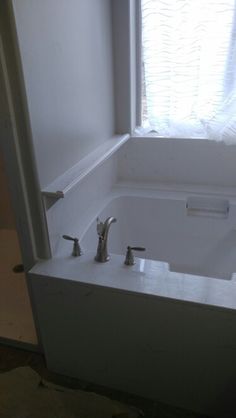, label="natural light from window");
[141,0,236,143]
